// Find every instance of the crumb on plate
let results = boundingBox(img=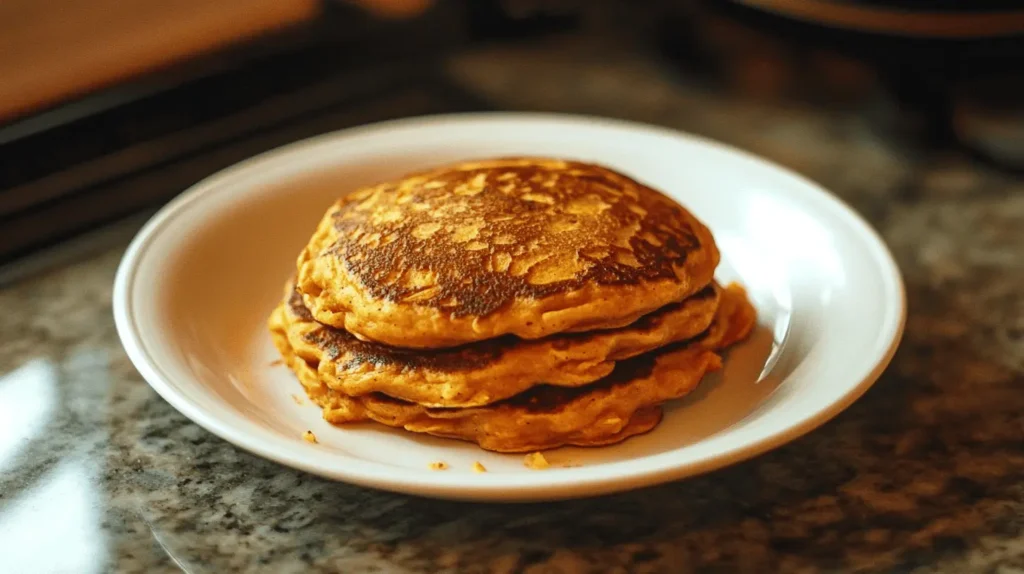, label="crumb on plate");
[302,430,317,444]
[429,461,449,471]
[270,359,284,367]
[291,394,305,405]
[523,452,549,470]
[472,461,487,473]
